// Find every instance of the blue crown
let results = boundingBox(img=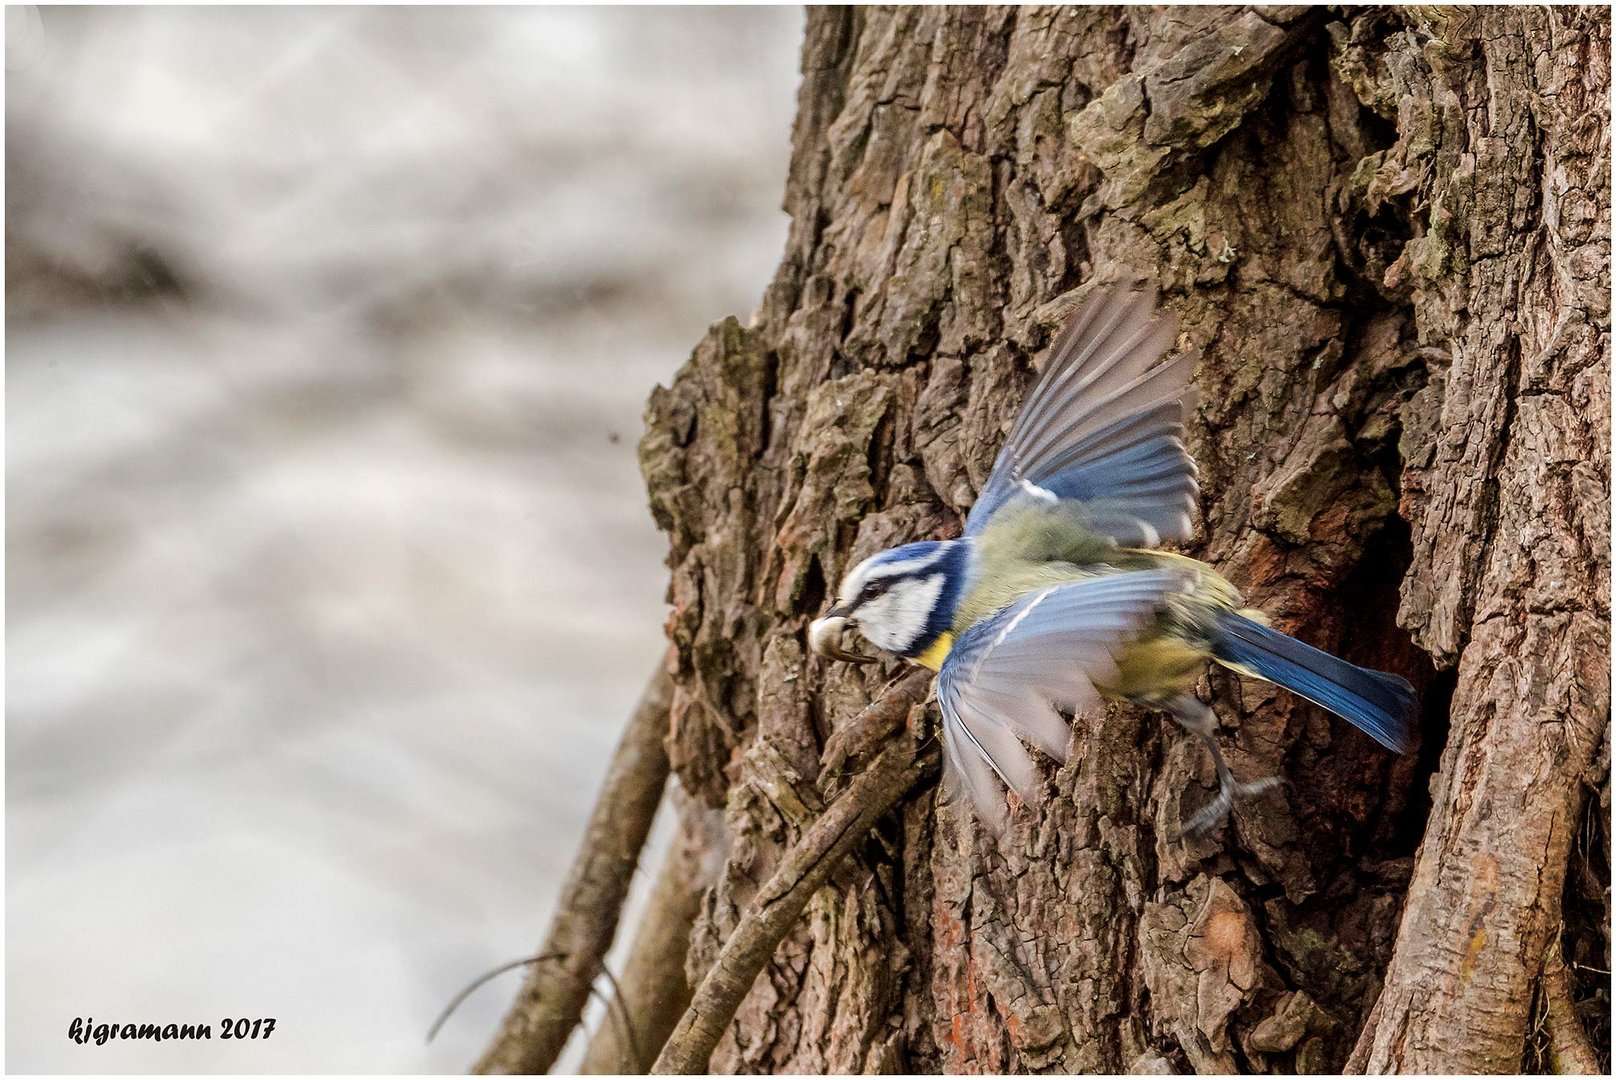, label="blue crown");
[868,541,949,569]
